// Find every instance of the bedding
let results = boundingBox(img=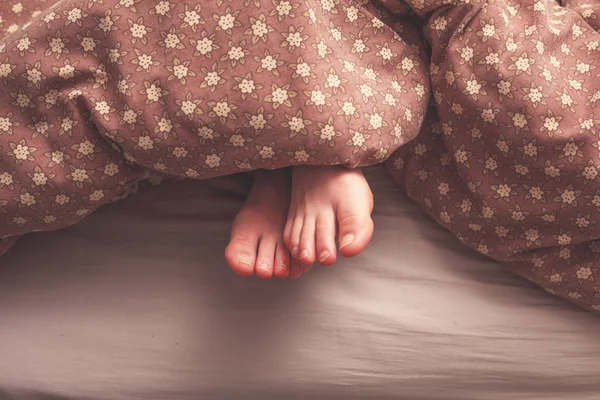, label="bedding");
[0,167,599,400]
[0,0,427,252]
[386,0,600,314]
[0,0,598,313]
